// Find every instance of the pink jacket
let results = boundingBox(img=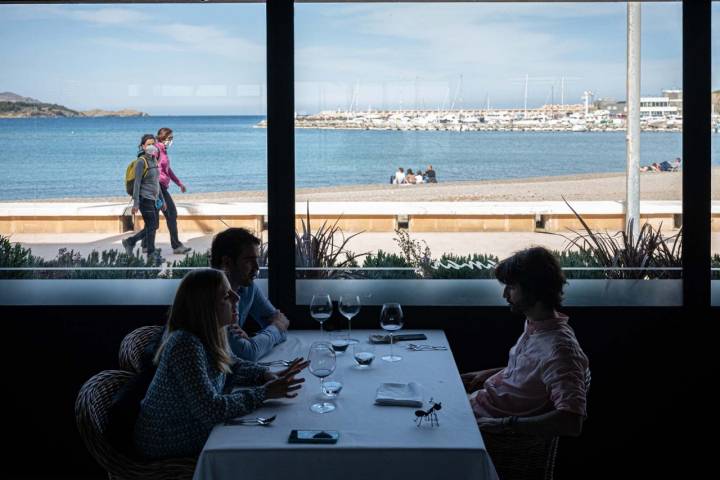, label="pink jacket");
[156,141,182,190]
